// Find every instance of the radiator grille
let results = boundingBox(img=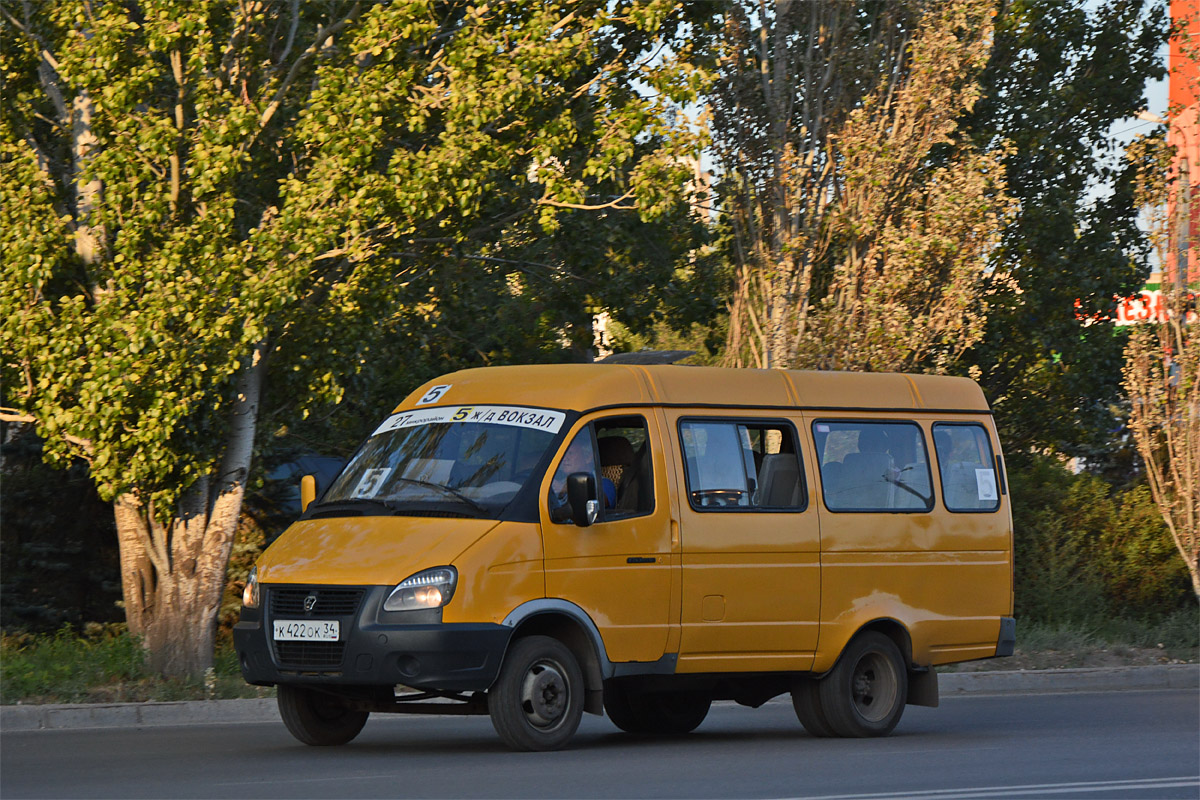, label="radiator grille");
[270,587,364,616]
